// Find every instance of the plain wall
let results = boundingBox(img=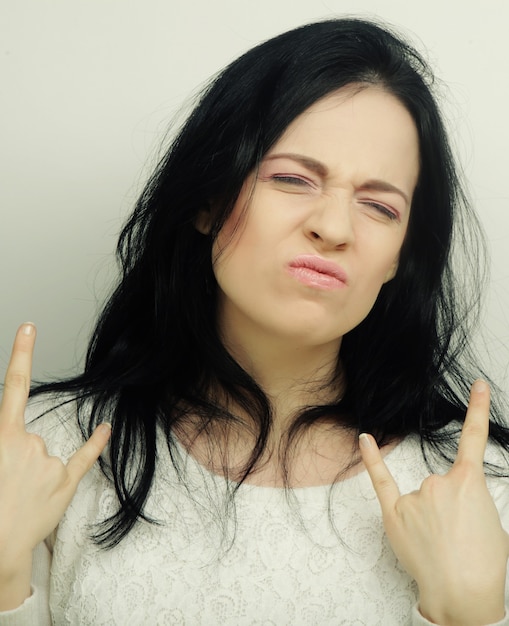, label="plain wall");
[1,0,508,394]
